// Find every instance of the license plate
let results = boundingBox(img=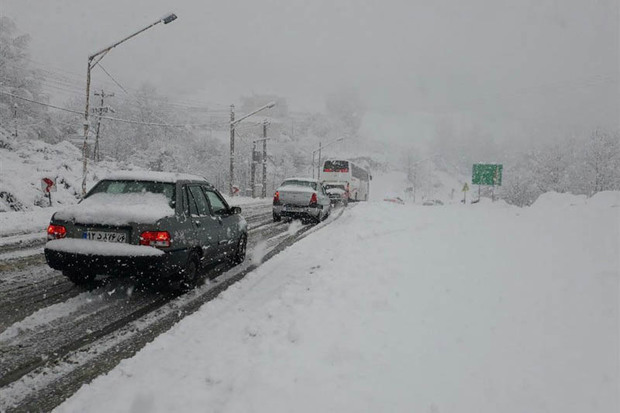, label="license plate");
[83,231,127,243]
[284,206,305,212]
